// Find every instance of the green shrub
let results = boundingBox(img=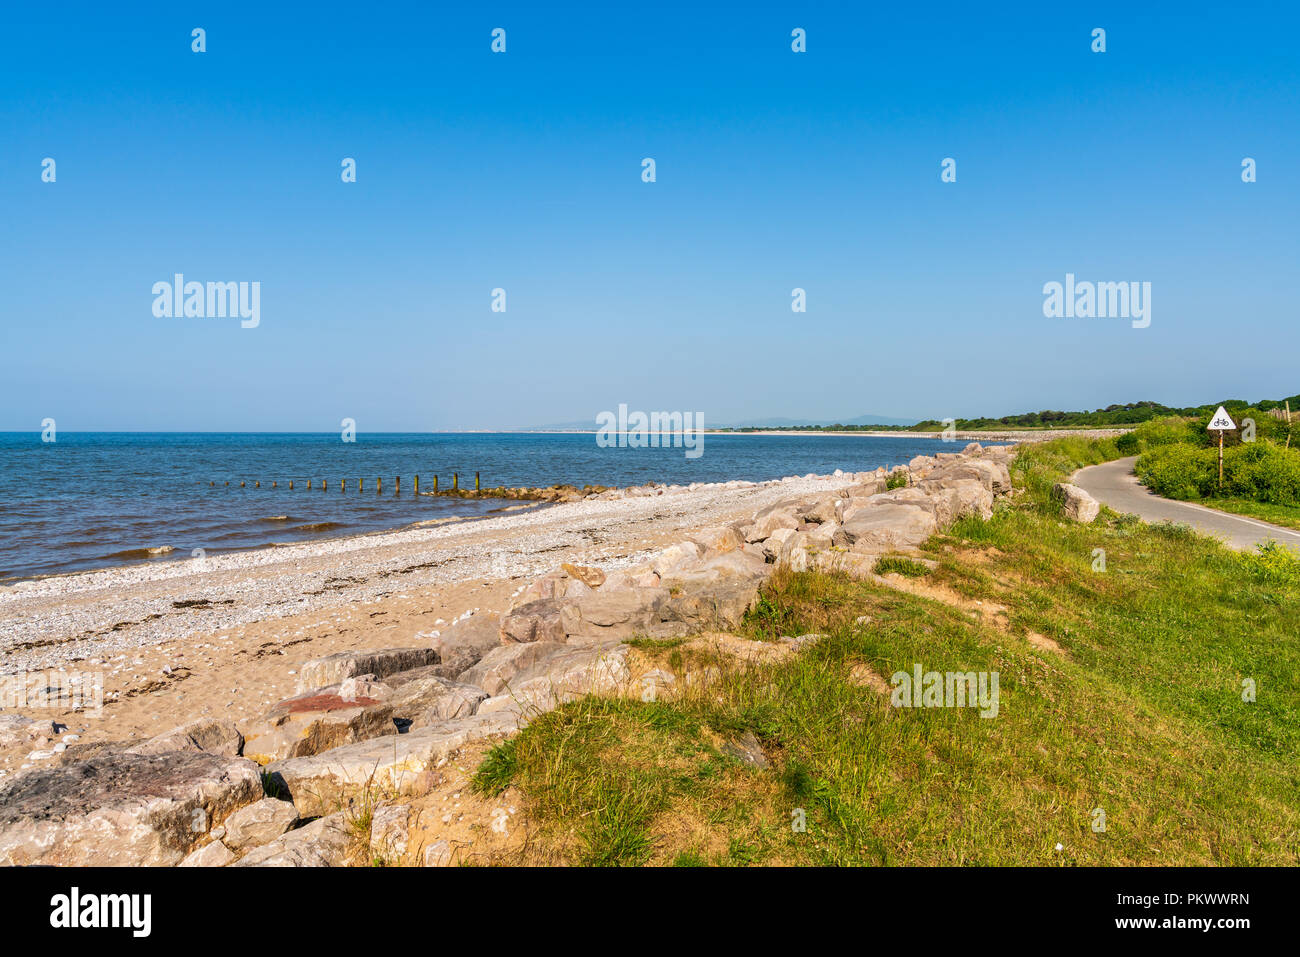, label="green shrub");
[1137,440,1300,505]
[1237,540,1300,587]
[1134,443,1216,499]
[1116,416,1200,455]
[1223,441,1300,504]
